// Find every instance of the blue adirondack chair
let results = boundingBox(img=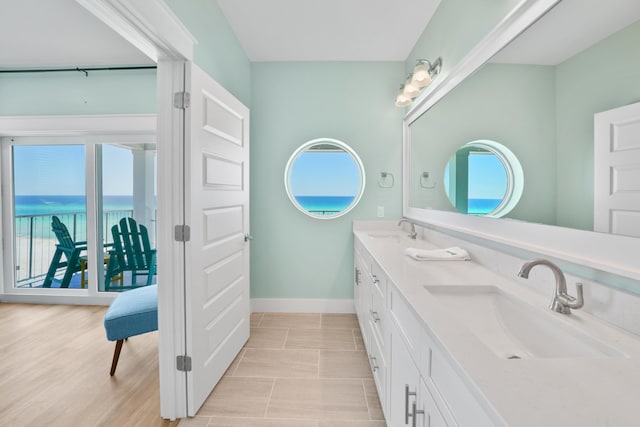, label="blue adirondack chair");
[43,216,86,288]
[105,217,157,291]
